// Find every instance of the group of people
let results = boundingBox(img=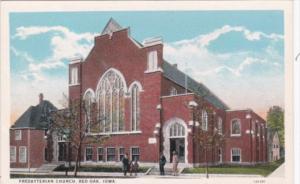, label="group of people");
[121,151,179,177]
[159,151,179,176]
[121,153,139,176]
